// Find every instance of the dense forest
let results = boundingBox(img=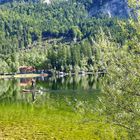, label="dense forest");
[0,0,139,73]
